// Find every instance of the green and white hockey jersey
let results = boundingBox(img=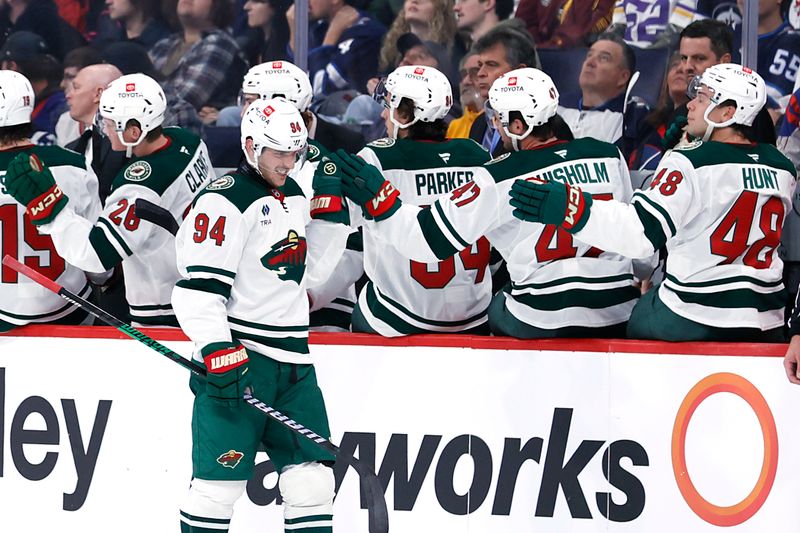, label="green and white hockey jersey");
[365,138,639,330]
[348,137,491,336]
[39,127,212,326]
[573,140,797,330]
[0,145,101,328]
[172,165,345,364]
